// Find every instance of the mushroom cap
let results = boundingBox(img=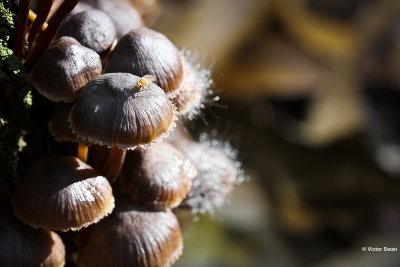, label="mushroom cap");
[0,208,65,267]
[48,102,81,143]
[119,143,196,209]
[12,156,115,231]
[59,9,116,54]
[69,72,176,149]
[82,0,144,37]
[77,202,183,267]
[30,36,102,102]
[172,139,238,214]
[106,28,184,95]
